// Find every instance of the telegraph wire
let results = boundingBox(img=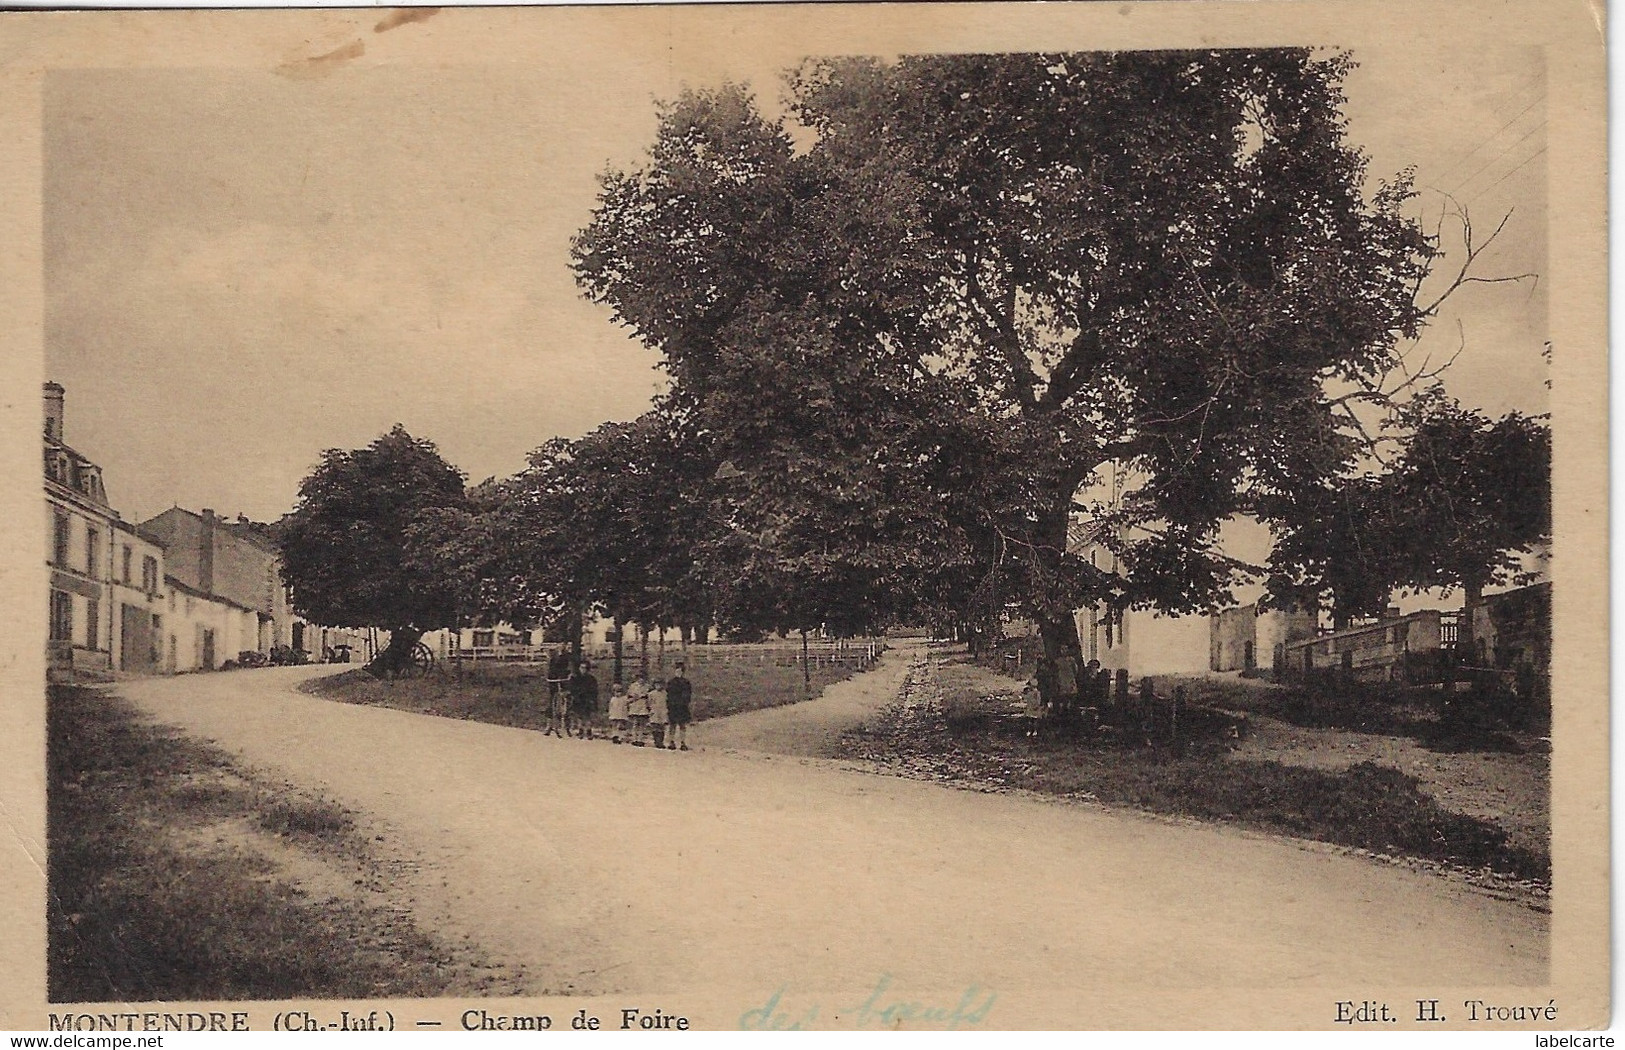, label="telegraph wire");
[1427,83,1545,187]
[1463,145,1547,207]
[1445,117,1547,198]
